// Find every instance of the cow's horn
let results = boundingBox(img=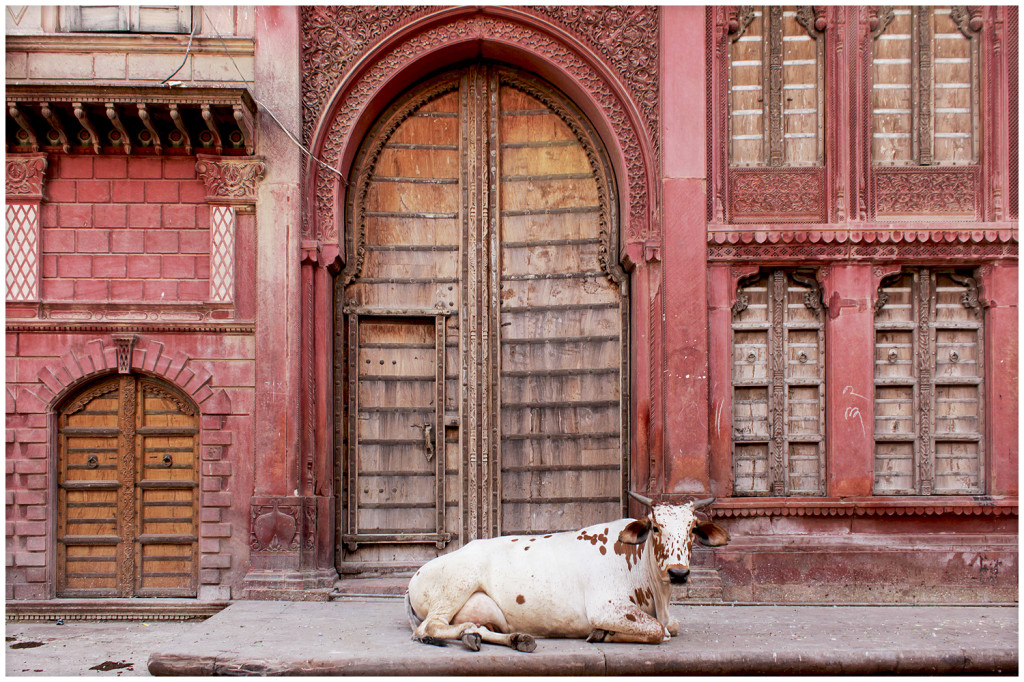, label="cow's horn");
[692,497,716,509]
[626,490,654,508]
